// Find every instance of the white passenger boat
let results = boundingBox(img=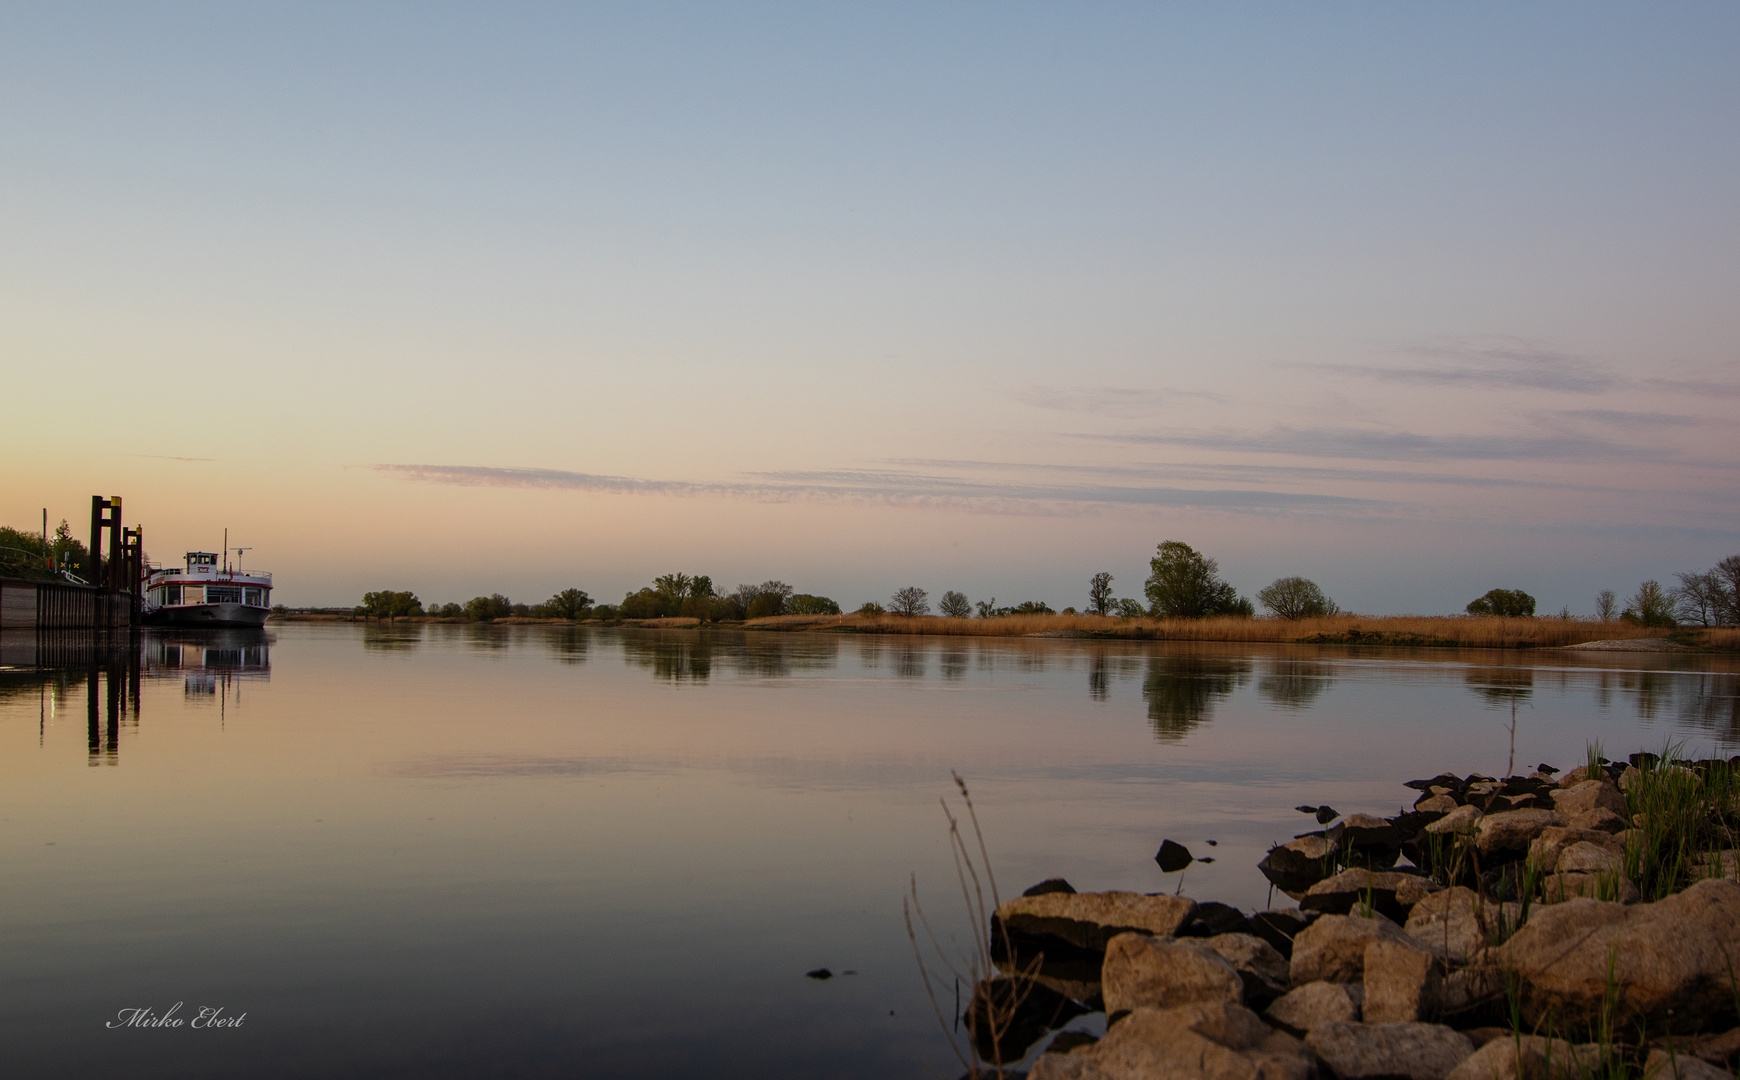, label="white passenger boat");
[142,552,273,627]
